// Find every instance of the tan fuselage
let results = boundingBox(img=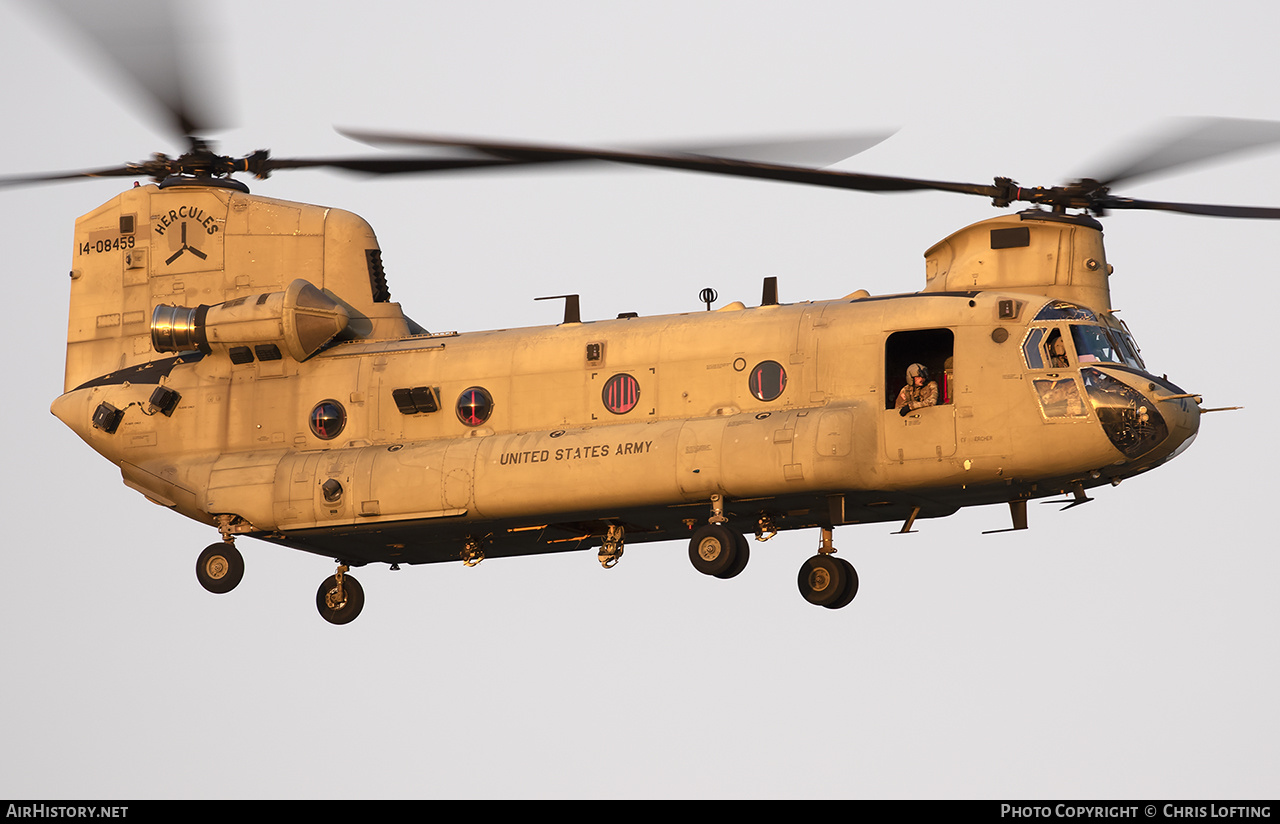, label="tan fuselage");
[50,184,1201,565]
